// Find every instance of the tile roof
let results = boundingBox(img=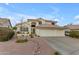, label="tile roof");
[36,24,67,30]
[0,18,9,22]
[65,25,79,30]
[0,18,12,27]
[27,18,57,23]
